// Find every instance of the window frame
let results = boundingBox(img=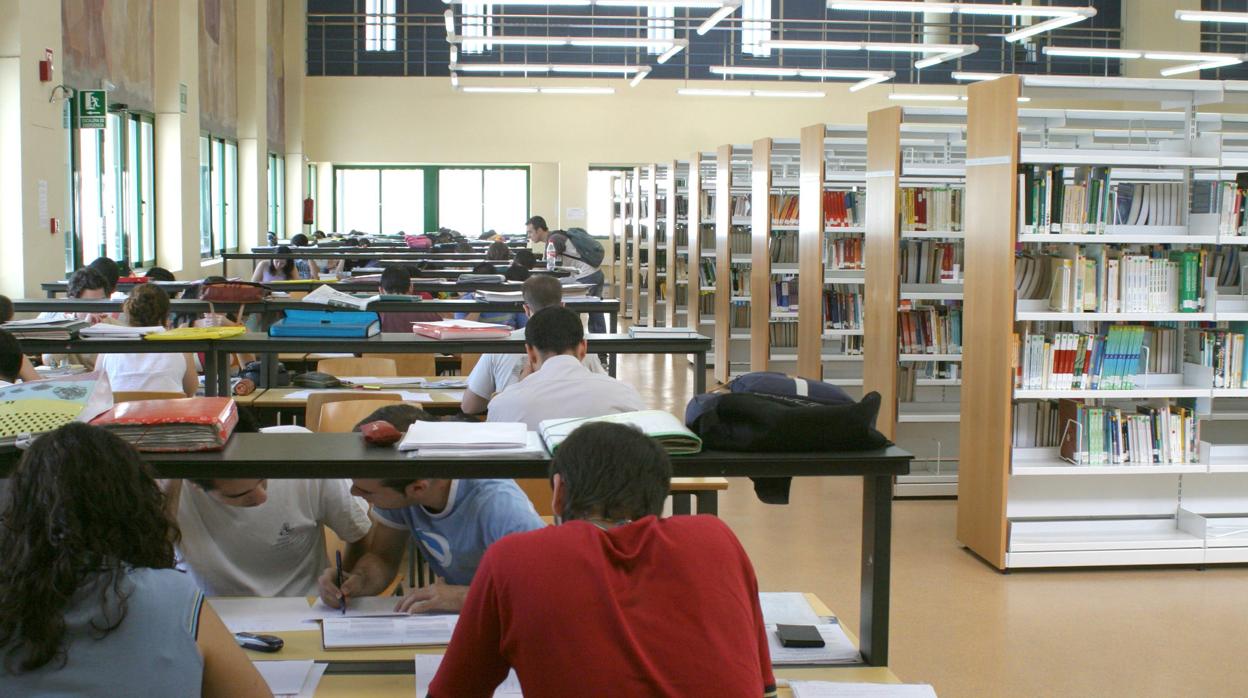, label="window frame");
[200,132,239,260]
[332,165,529,236]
